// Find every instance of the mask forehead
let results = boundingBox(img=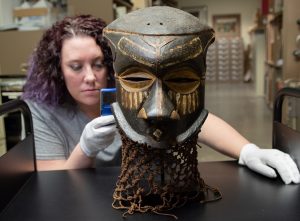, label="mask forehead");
[104,6,210,35]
